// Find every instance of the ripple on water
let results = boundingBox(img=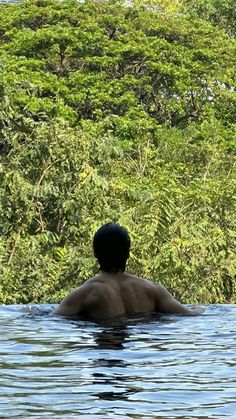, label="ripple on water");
[0,304,236,418]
